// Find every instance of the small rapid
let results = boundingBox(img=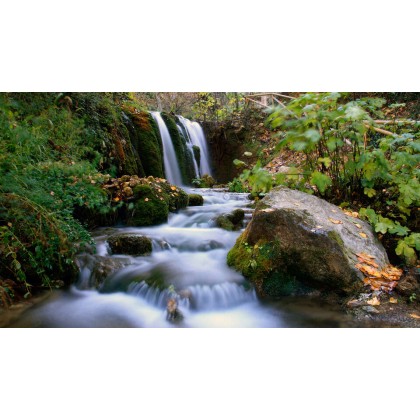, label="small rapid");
[9,189,350,328]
